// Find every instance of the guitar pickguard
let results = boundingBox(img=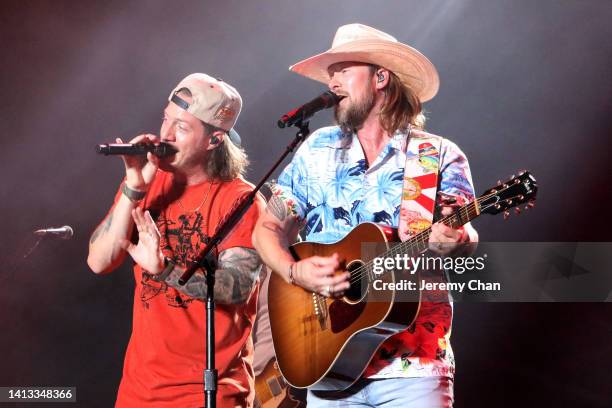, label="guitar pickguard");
[329,299,366,333]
